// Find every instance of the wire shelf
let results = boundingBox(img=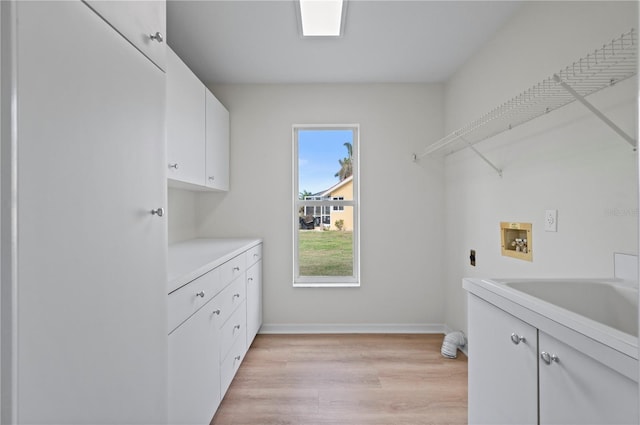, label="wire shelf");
[418,29,637,160]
